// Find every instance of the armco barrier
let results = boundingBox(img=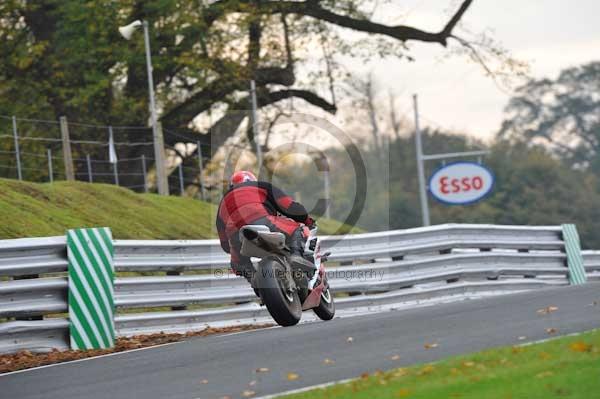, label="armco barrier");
[0,224,594,354]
